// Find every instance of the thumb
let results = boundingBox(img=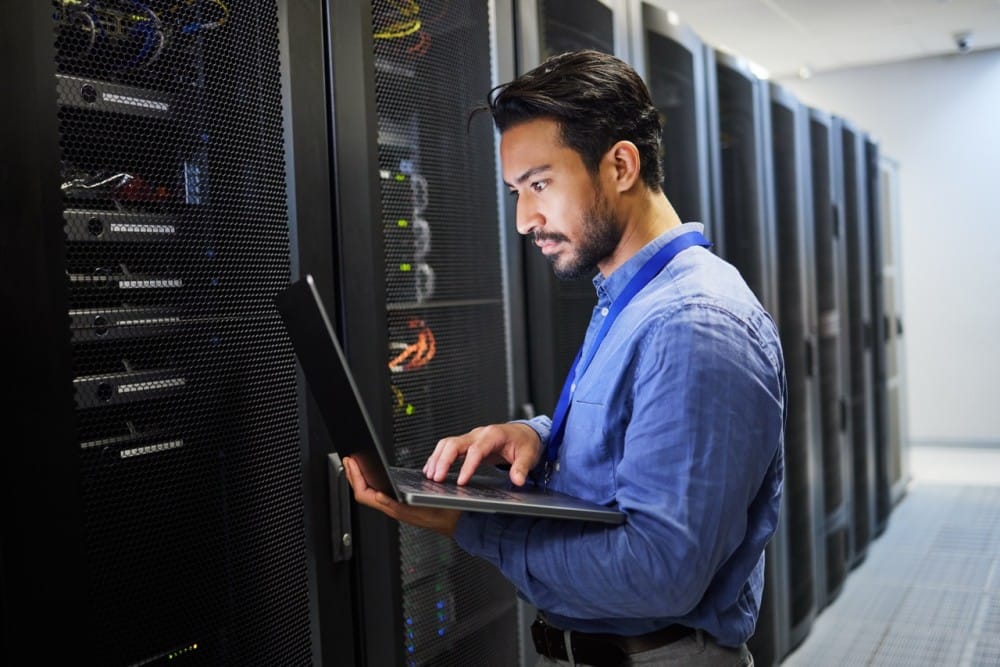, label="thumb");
[509,458,534,487]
